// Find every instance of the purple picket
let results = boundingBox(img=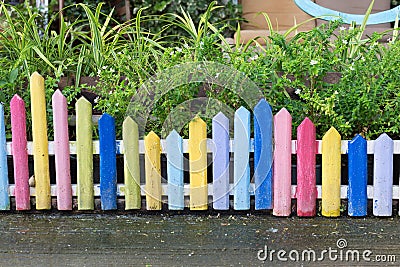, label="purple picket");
[296,117,316,217]
[273,108,292,216]
[373,133,393,216]
[52,90,72,210]
[10,95,30,210]
[212,112,230,210]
